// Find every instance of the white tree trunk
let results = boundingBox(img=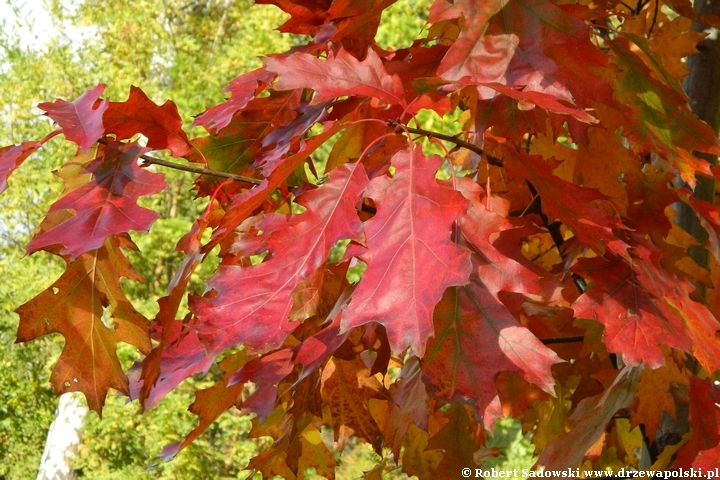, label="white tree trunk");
[36,393,87,480]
